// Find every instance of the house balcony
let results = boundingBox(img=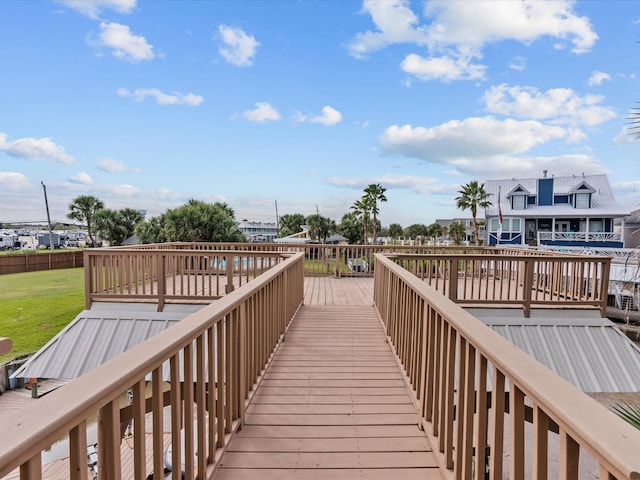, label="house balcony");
[538,231,624,248]
[1,243,639,480]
